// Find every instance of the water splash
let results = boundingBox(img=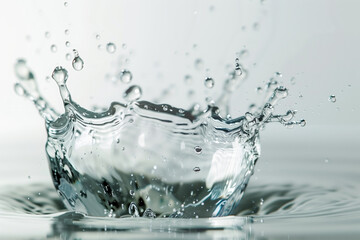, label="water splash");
[14,57,304,218]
